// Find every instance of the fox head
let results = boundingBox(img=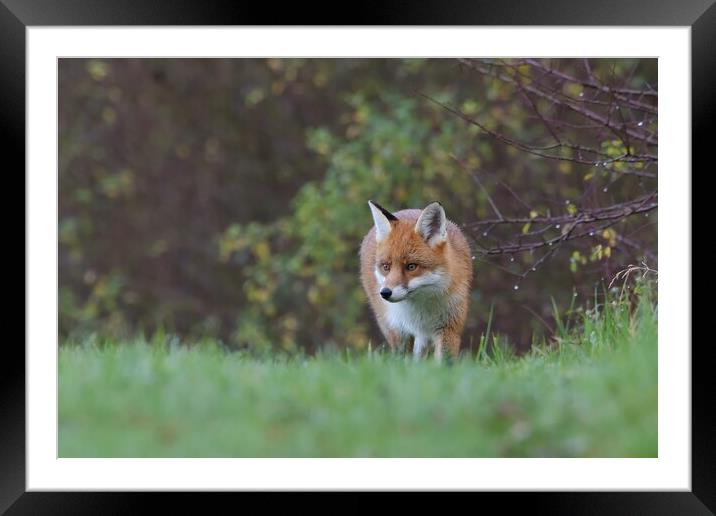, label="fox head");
[368,200,451,303]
